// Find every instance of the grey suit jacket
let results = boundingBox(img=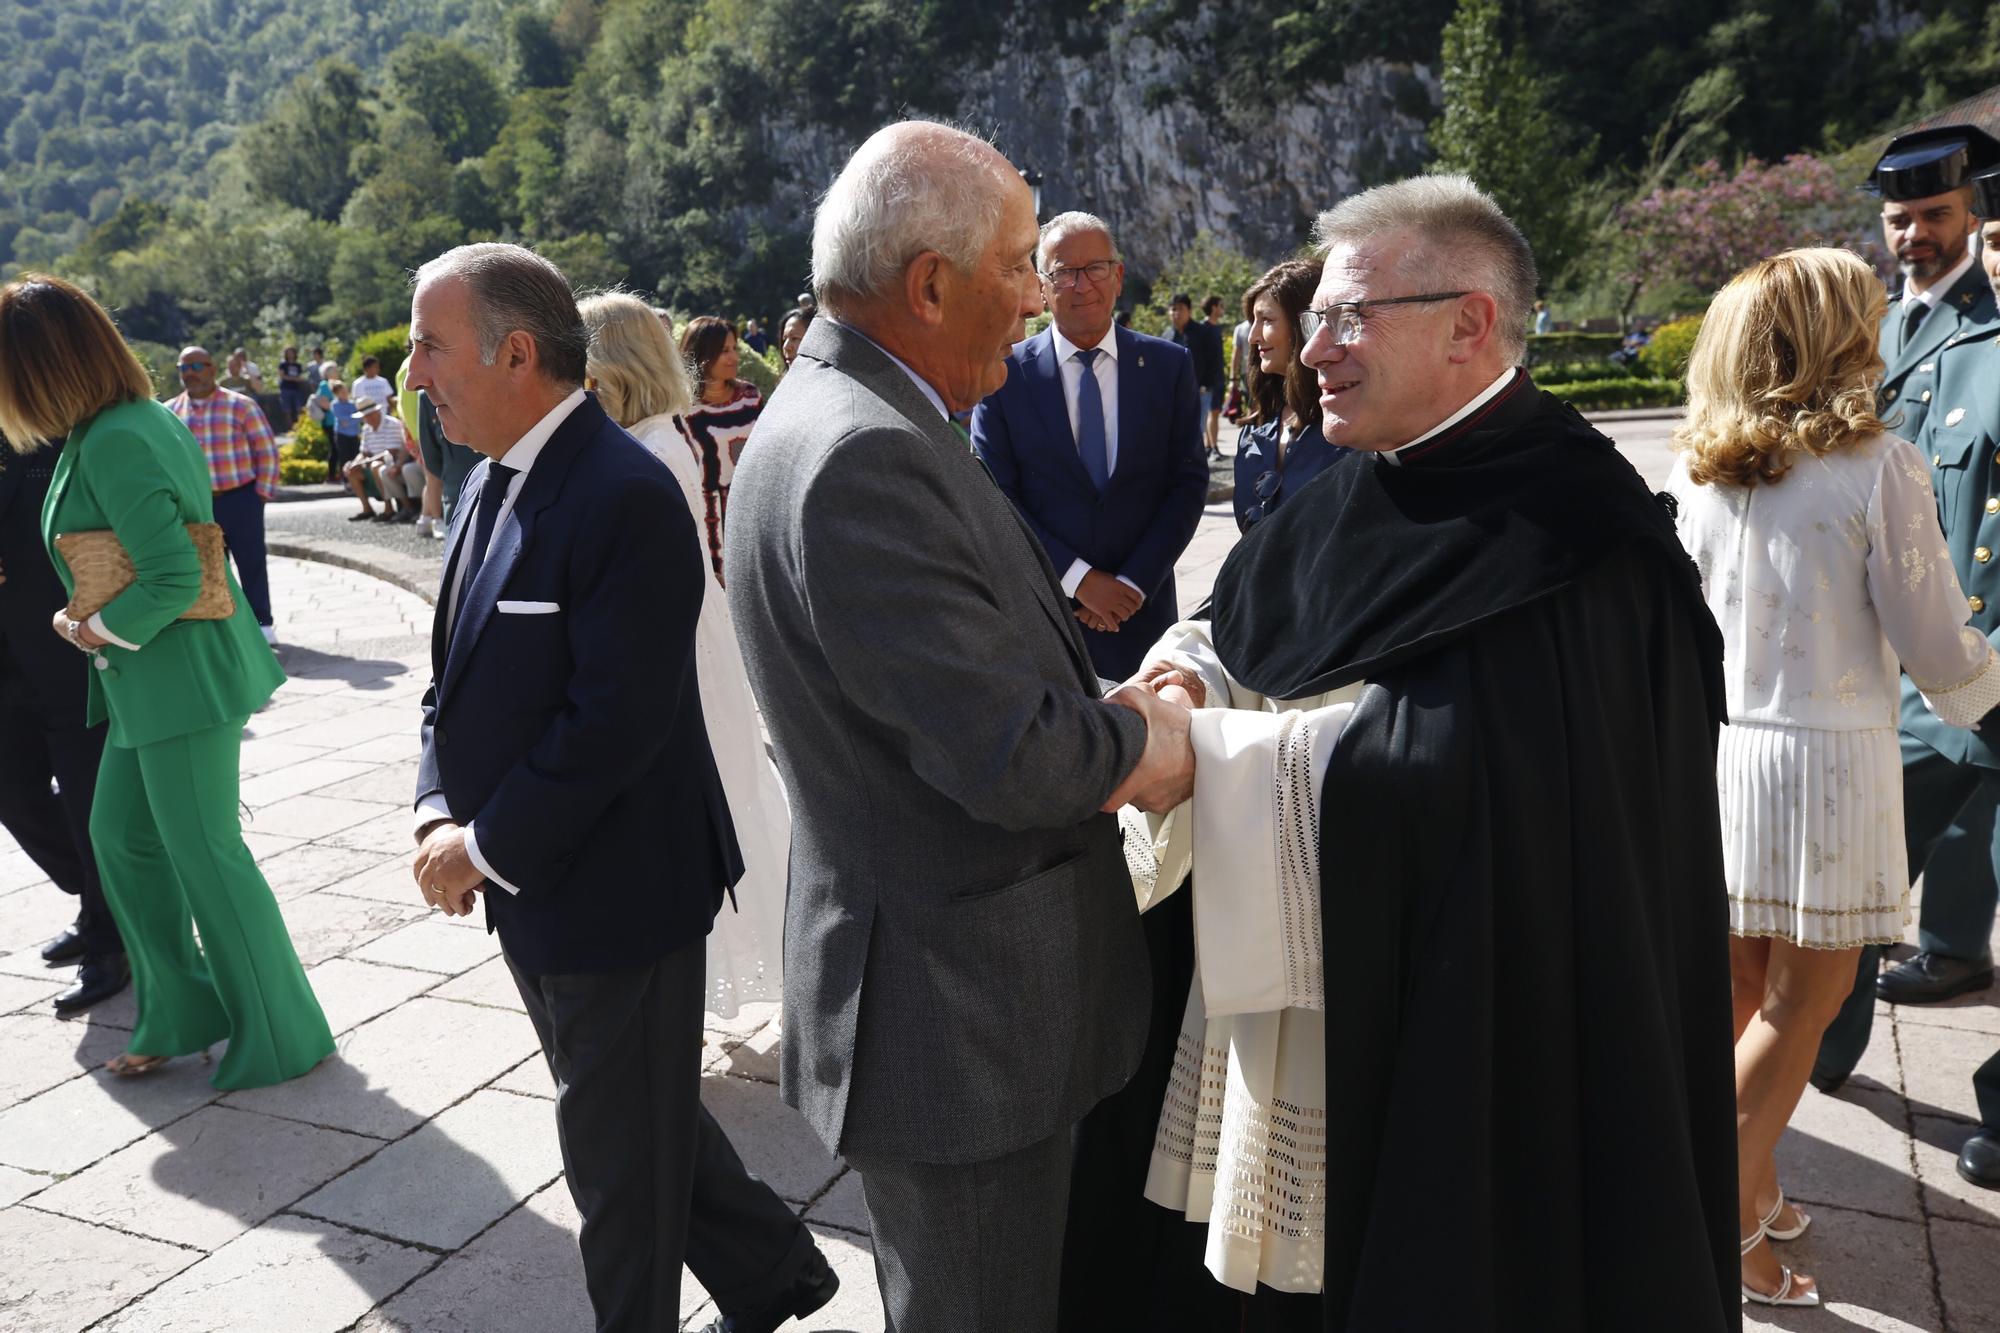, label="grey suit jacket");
[725,318,1152,1165]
